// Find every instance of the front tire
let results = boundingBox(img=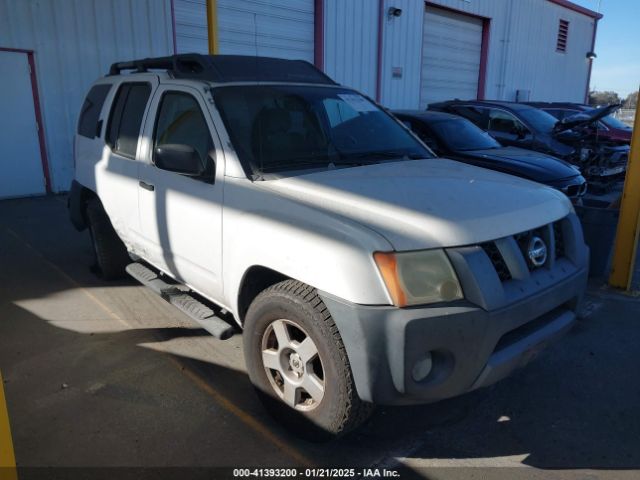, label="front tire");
[86,199,129,280]
[243,280,373,440]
